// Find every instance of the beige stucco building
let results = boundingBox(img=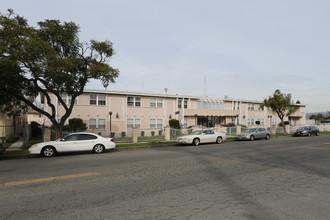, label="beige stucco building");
[42,89,306,137]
